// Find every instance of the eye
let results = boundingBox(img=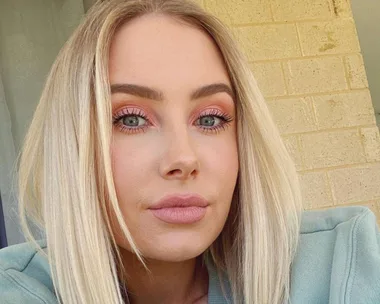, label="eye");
[195,109,234,134]
[121,115,146,127]
[198,115,222,127]
[112,107,151,134]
